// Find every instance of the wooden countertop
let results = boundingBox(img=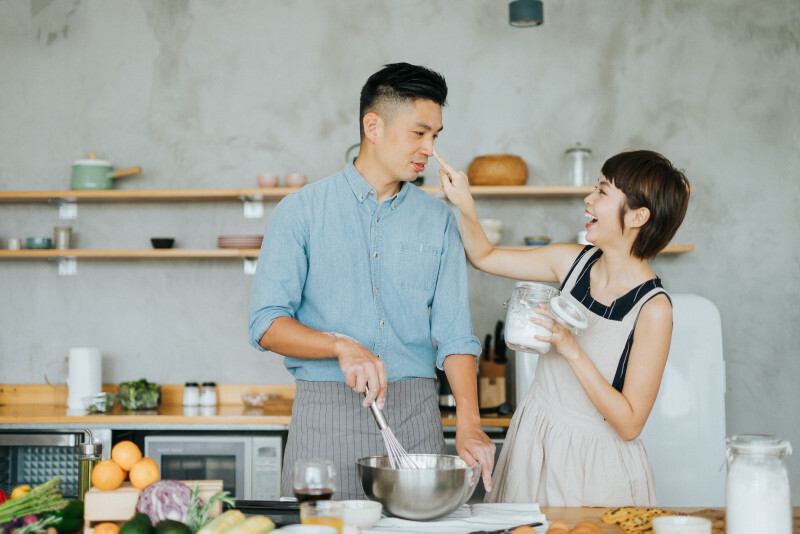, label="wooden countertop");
[540,506,800,533]
[0,384,512,428]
